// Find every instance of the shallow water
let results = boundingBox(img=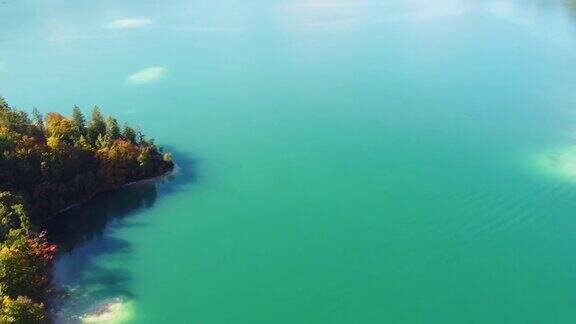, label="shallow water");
[3,0,576,323]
